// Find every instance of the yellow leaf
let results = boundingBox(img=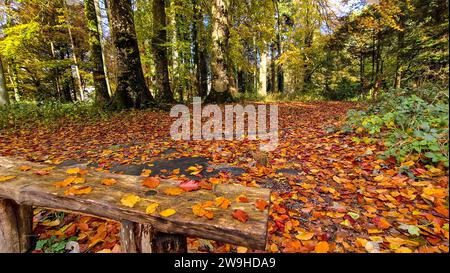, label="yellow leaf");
[145,203,159,214]
[66,168,81,174]
[237,246,248,253]
[215,197,231,209]
[164,187,184,196]
[42,219,61,227]
[120,194,141,208]
[395,247,412,253]
[295,232,315,241]
[73,177,86,184]
[0,175,17,182]
[160,209,176,217]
